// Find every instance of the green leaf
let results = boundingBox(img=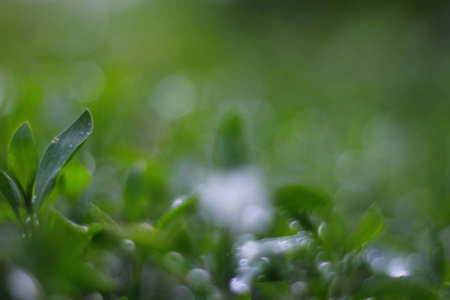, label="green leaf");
[213,112,249,169]
[8,122,38,200]
[86,204,119,227]
[349,204,383,251]
[0,170,23,222]
[34,109,93,212]
[124,161,148,222]
[274,184,331,218]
